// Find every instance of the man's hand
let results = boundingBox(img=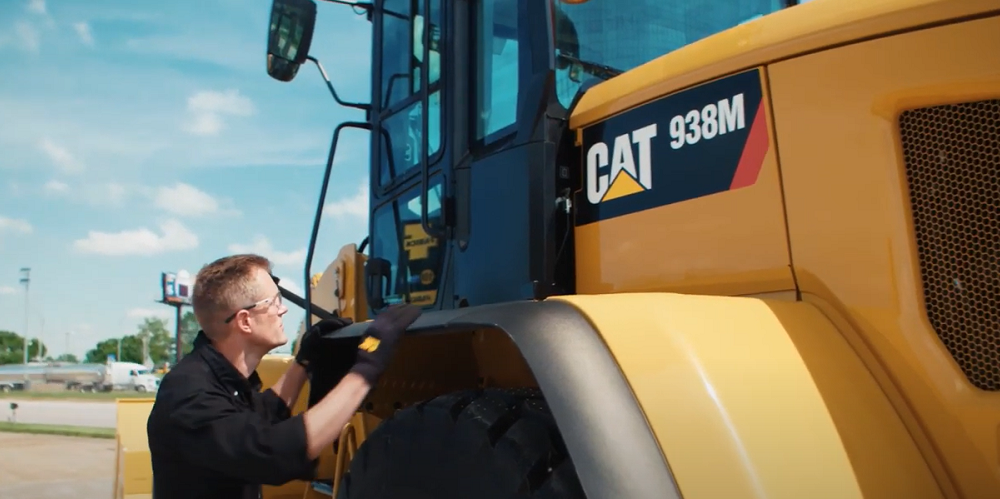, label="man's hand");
[295,317,354,373]
[349,304,422,386]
